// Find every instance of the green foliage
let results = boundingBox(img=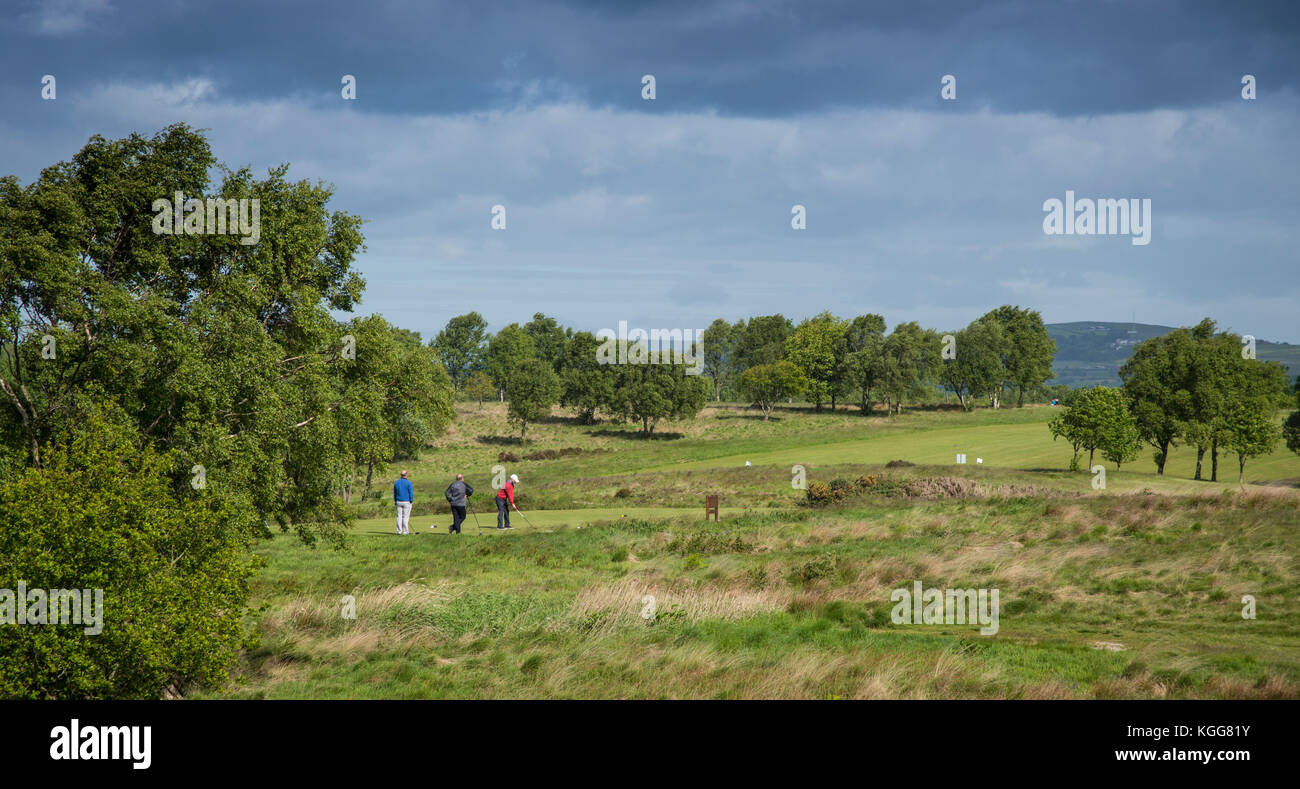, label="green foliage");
[701,318,739,401]
[464,370,497,406]
[940,318,1005,410]
[505,358,562,442]
[432,312,488,392]
[784,311,848,411]
[607,363,709,434]
[0,124,448,545]
[0,415,255,698]
[559,331,616,424]
[734,314,792,369]
[523,312,569,373]
[486,324,537,395]
[981,305,1057,407]
[738,359,806,421]
[1049,386,1140,470]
